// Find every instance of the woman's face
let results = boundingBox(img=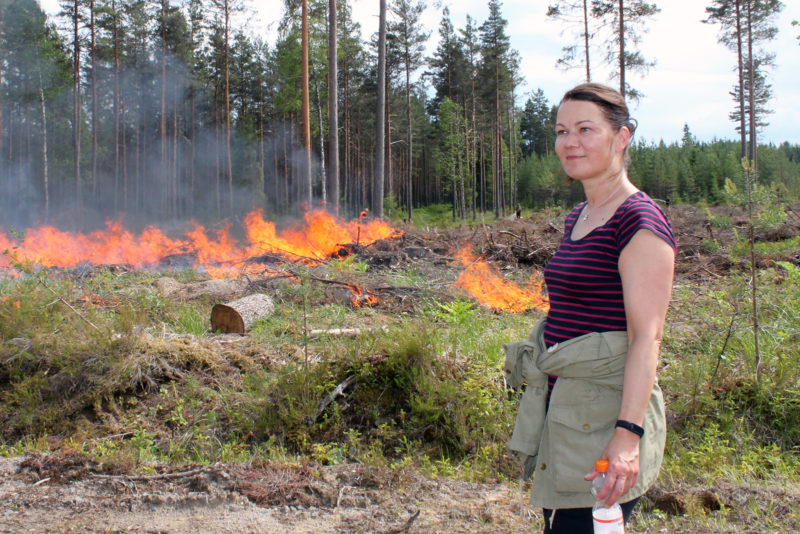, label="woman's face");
[554,99,629,182]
